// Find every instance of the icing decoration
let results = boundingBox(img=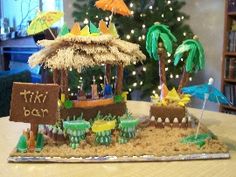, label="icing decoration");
[58,24,70,36]
[99,19,109,34]
[90,21,100,34]
[80,25,90,36]
[108,23,119,38]
[70,22,81,35]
